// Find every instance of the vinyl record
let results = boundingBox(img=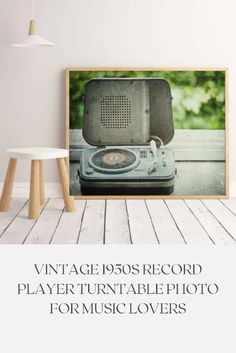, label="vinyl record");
[89,148,140,174]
